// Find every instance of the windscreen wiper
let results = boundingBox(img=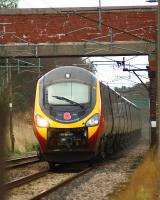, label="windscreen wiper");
[52,96,84,108]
